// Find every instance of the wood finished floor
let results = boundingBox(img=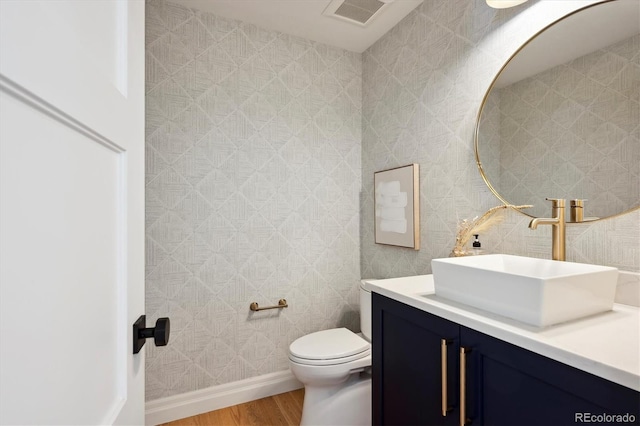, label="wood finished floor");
[161,389,305,426]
